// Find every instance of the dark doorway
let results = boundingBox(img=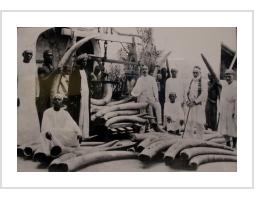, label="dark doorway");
[220,43,237,80]
[76,37,94,74]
